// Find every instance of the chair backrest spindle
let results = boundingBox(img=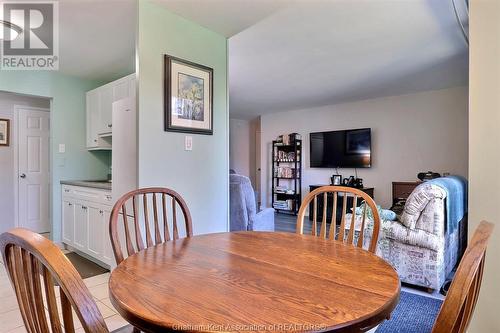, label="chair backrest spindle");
[296,186,380,253]
[110,187,193,264]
